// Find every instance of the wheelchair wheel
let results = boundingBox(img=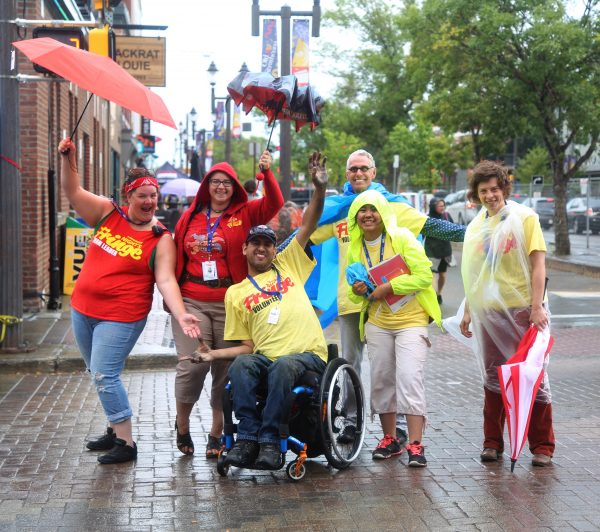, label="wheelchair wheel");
[286,460,306,481]
[318,358,365,470]
[217,452,229,477]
